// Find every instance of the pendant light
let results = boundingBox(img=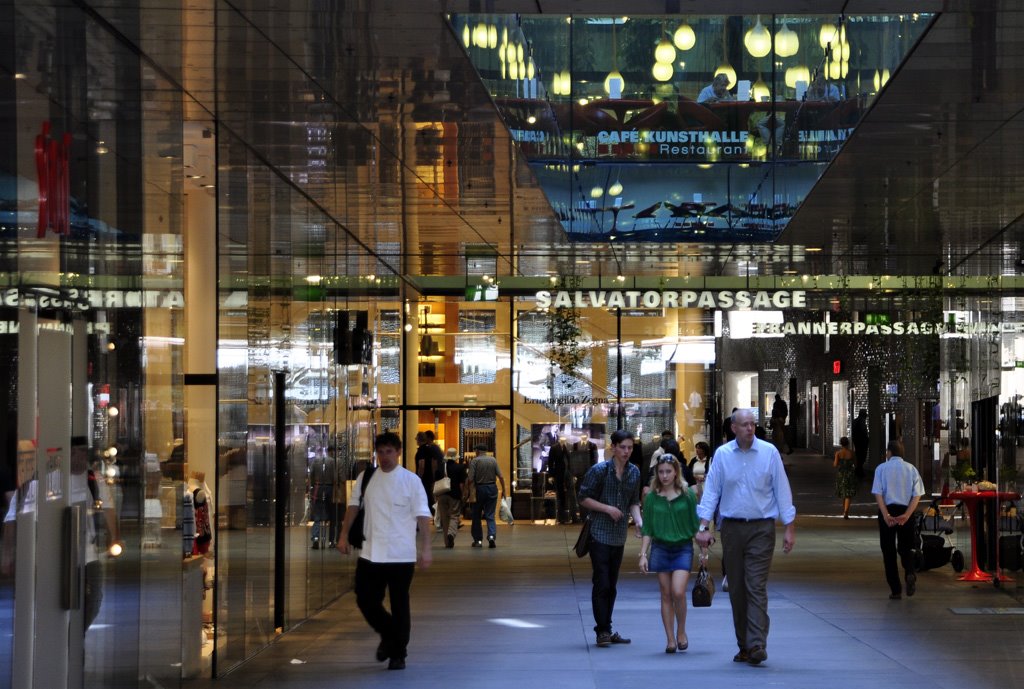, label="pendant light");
[819,23,837,49]
[752,75,771,102]
[774,20,799,58]
[462,23,470,48]
[604,22,624,95]
[673,22,696,51]
[652,61,674,82]
[784,65,810,89]
[744,16,772,58]
[655,36,677,65]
